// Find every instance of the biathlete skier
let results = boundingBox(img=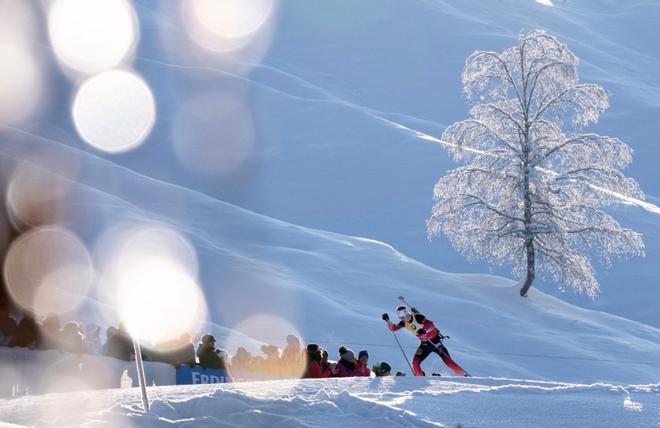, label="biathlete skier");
[382,305,469,377]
